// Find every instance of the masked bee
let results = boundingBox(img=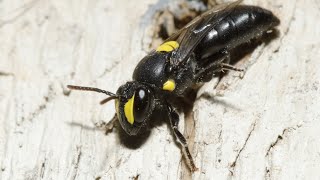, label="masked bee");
[68,0,280,171]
